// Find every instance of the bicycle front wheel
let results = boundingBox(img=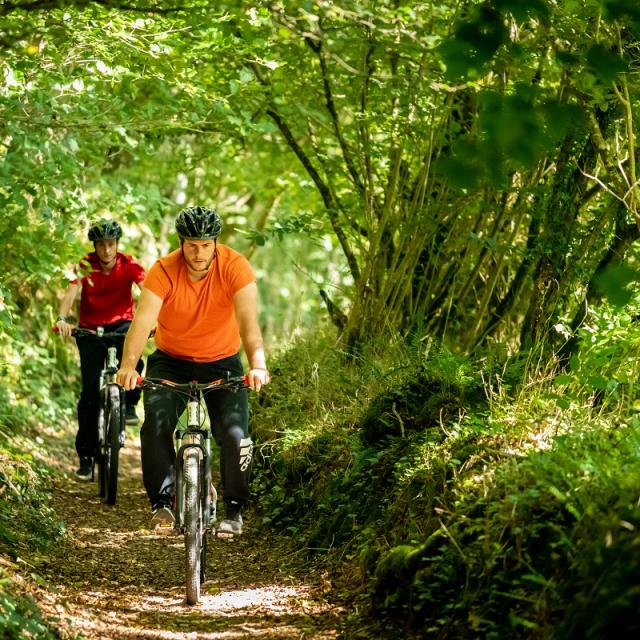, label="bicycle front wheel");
[97,397,107,498]
[184,449,202,605]
[105,384,122,505]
